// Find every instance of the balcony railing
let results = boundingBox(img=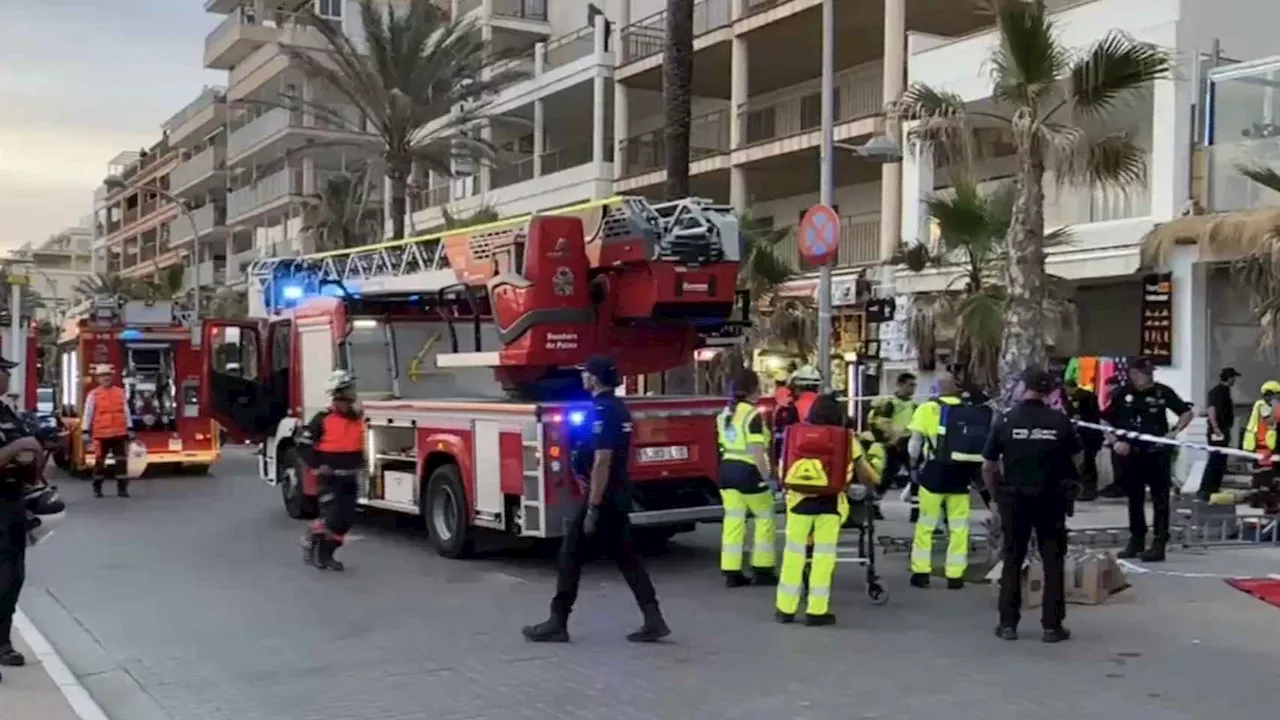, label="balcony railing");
[775,215,881,269]
[410,185,451,212]
[173,205,227,242]
[227,108,295,159]
[1207,138,1280,212]
[206,7,255,55]
[171,144,226,193]
[163,86,225,132]
[540,141,595,174]
[739,64,883,147]
[545,25,596,70]
[491,0,547,20]
[228,168,301,222]
[493,156,536,188]
[619,109,731,177]
[620,0,731,64]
